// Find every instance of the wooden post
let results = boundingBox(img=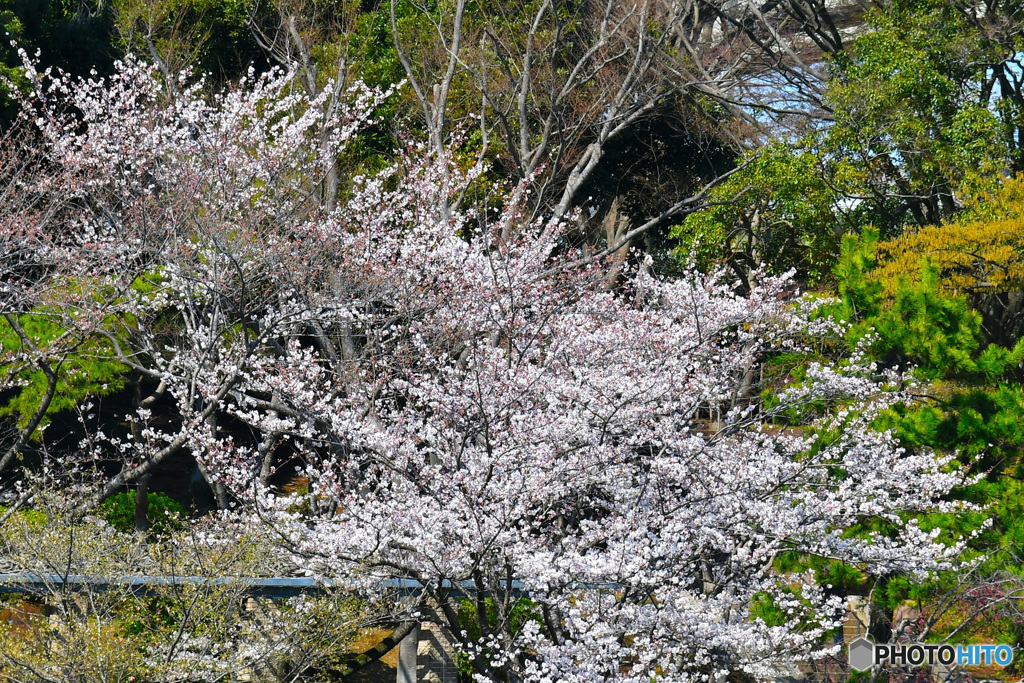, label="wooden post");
[134,473,151,532]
